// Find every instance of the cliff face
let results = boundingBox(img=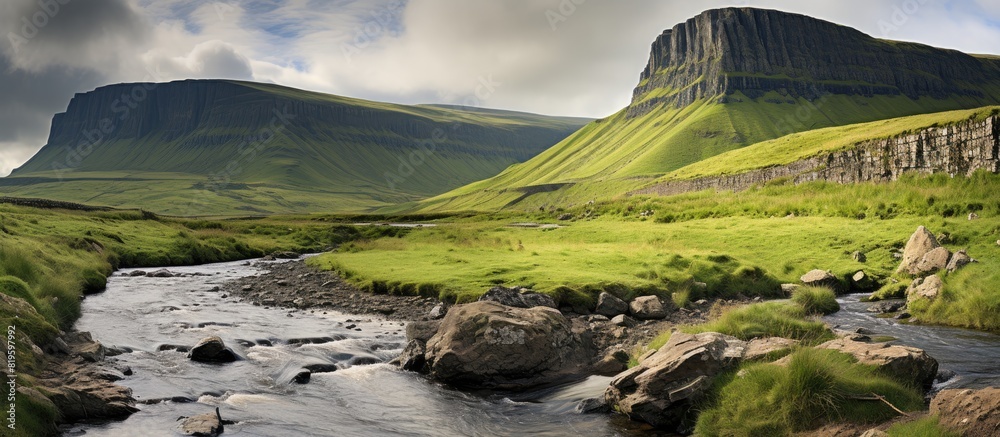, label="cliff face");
[635,115,1000,196]
[628,8,1000,117]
